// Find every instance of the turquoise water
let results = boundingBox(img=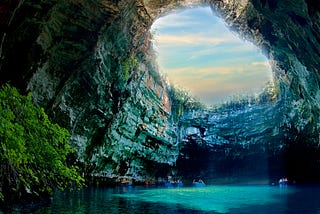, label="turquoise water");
[30,185,320,213]
[114,186,291,213]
